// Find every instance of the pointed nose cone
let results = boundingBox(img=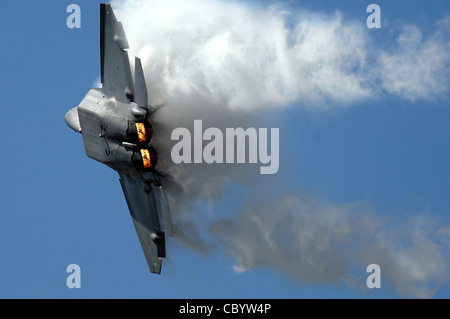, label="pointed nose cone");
[65,107,82,133]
